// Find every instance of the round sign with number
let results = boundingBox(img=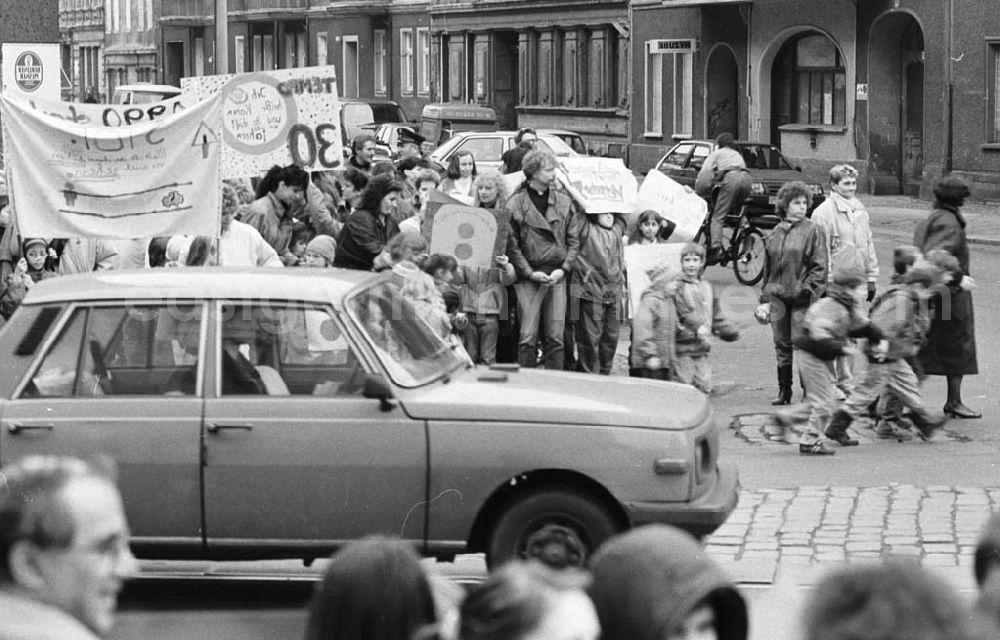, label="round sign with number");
[221,74,298,155]
[14,52,43,93]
